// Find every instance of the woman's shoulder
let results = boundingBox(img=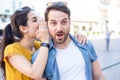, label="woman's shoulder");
[5,42,21,49]
[4,42,27,54]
